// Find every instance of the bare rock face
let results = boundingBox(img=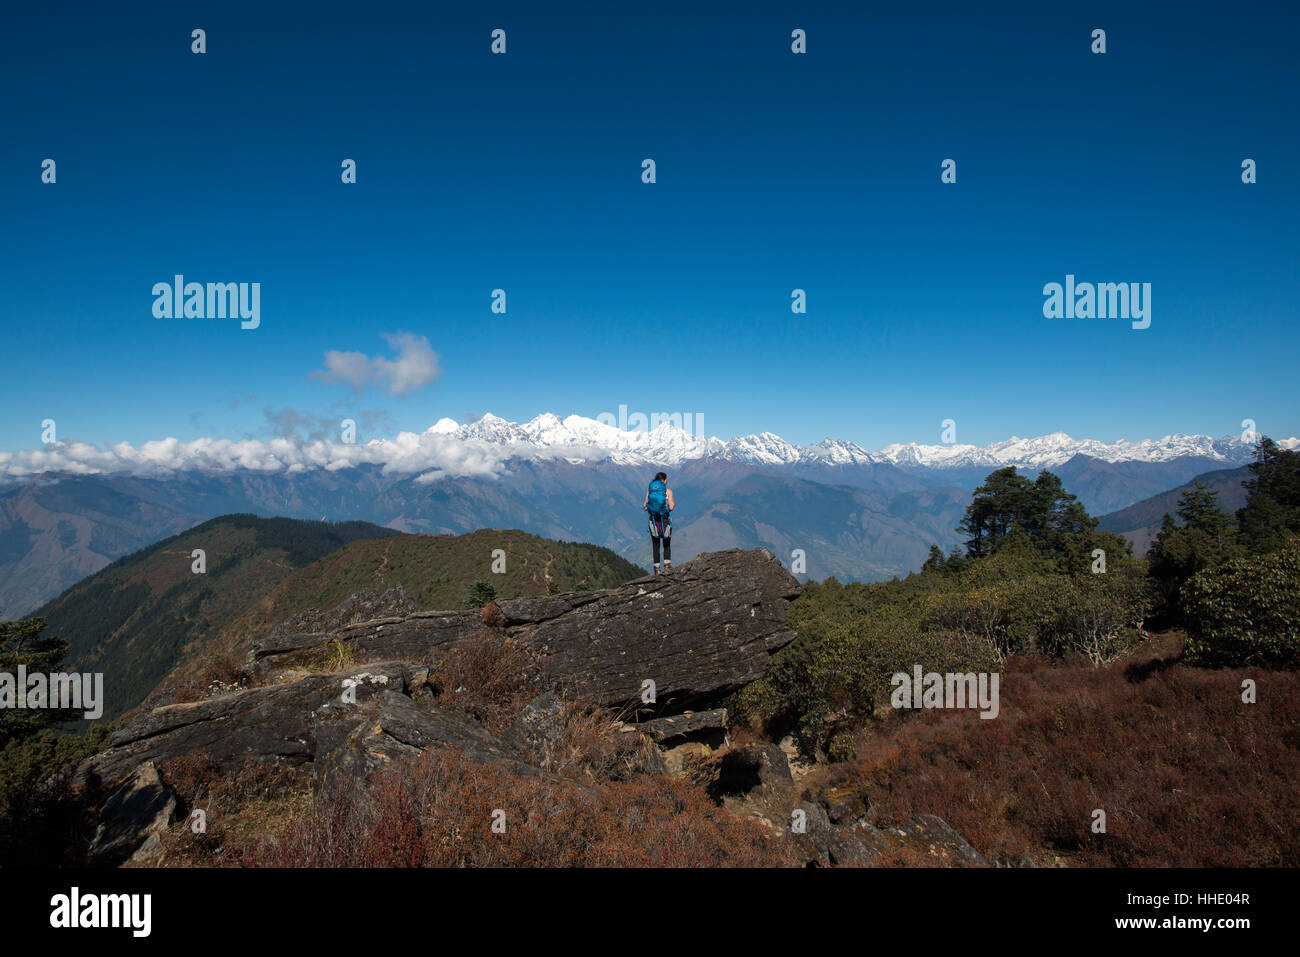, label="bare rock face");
[506,549,801,709]
[312,690,543,802]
